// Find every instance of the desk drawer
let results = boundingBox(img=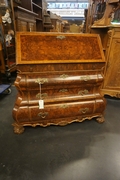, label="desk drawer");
[15,85,102,106]
[13,98,105,124]
[15,71,103,89]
